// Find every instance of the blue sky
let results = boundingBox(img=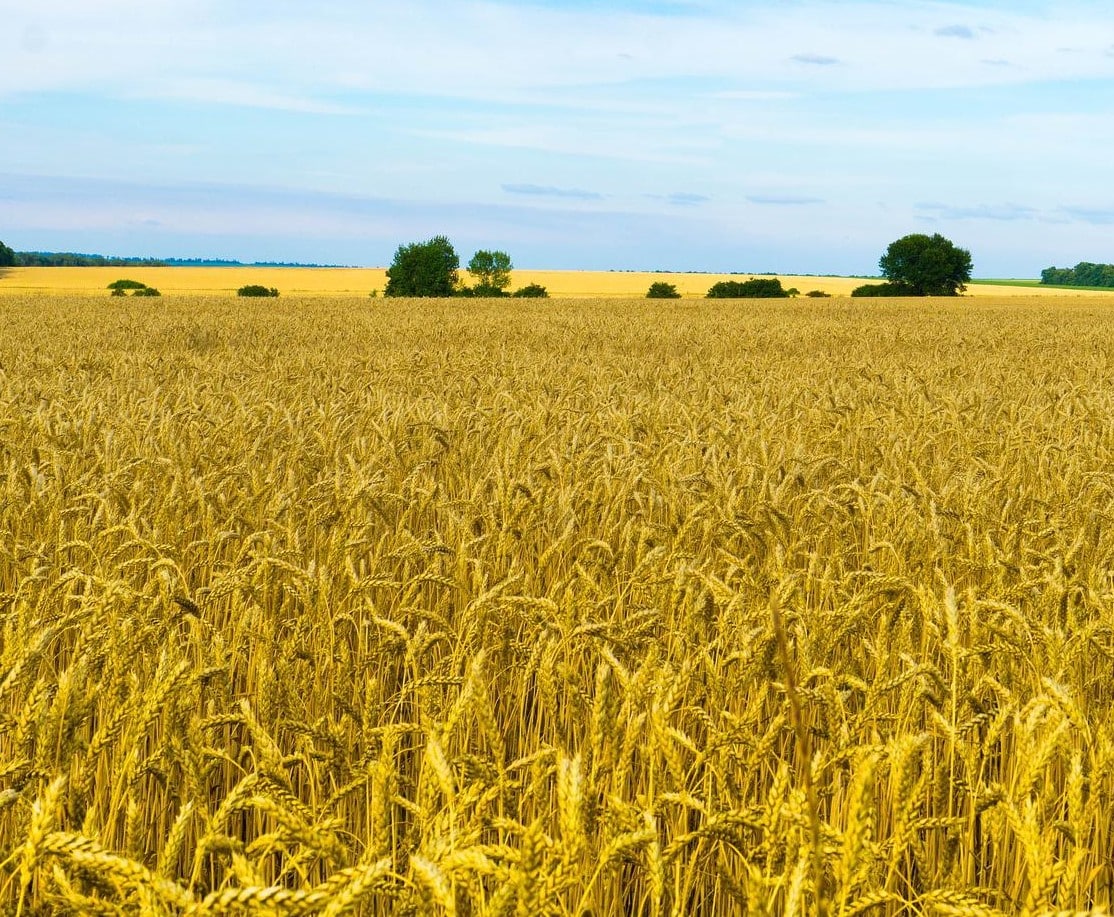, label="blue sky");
[2,0,1113,275]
